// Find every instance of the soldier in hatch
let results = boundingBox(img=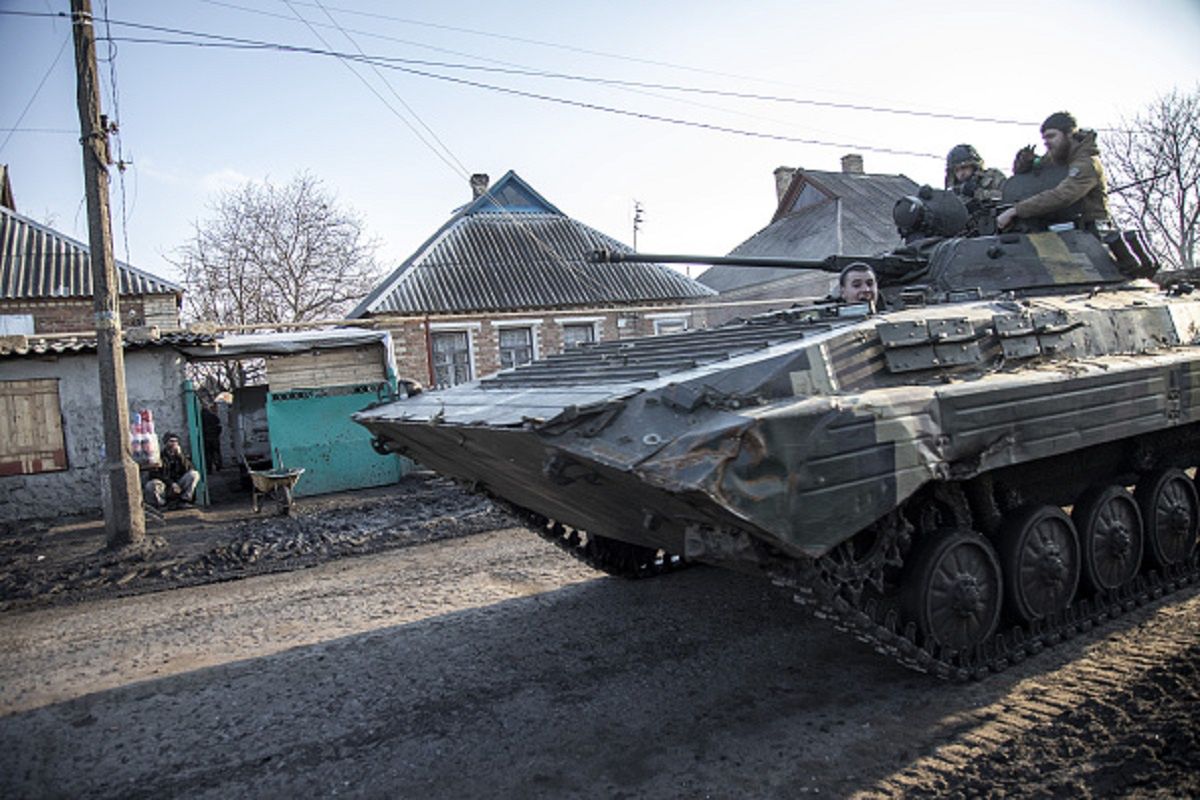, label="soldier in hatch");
[997,111,1109,232]
[838,262,878,308]
[945,144,1006,203]
[945,144,1006,235]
